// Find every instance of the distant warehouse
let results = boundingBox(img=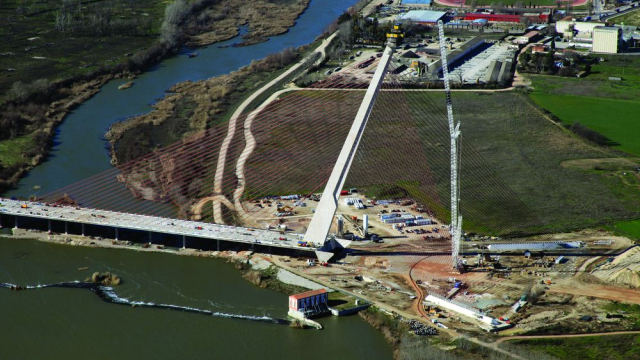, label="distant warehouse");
[397,10,446,25]
[464,13,522,23]
[400,0,432,5]
[487,241,584,251]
